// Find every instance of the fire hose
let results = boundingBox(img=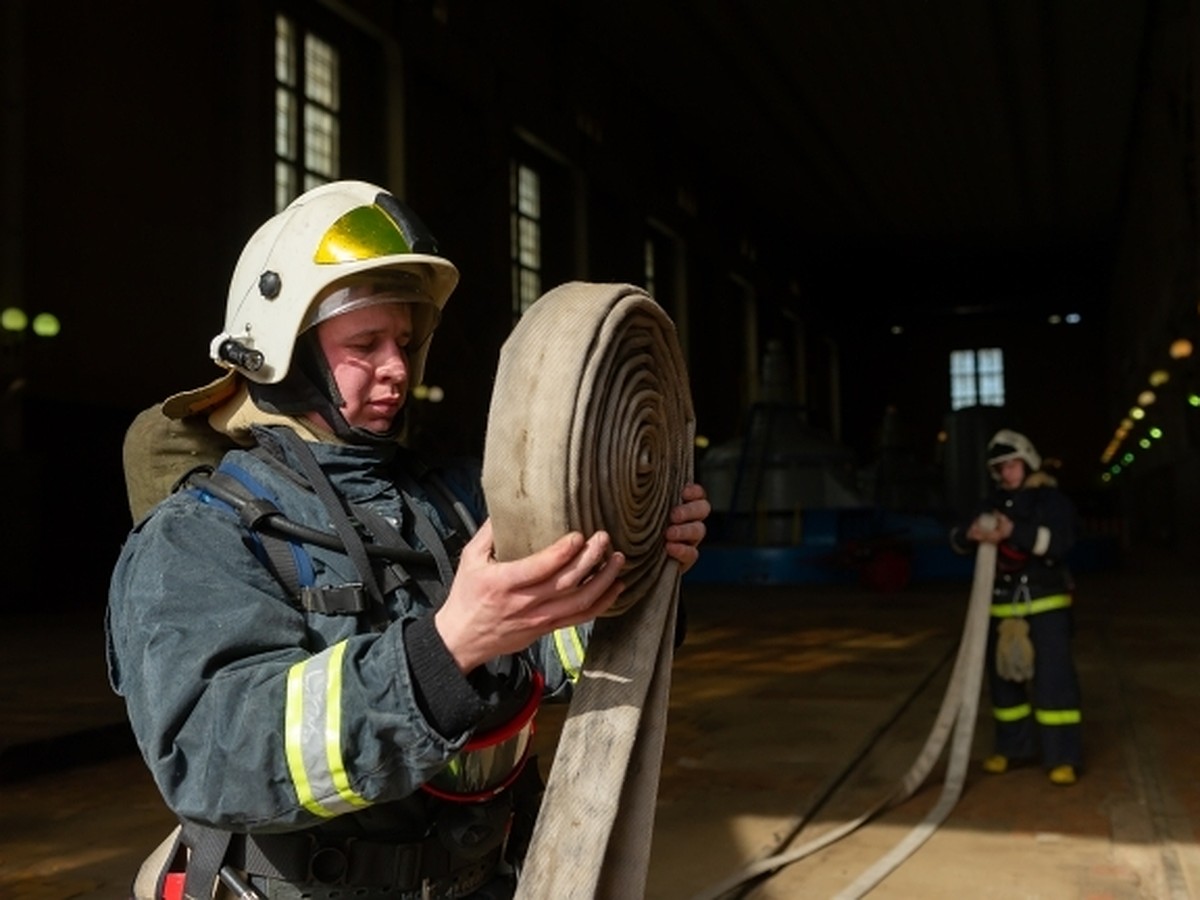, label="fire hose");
[481,281,695,900]
[690,517,998,900]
